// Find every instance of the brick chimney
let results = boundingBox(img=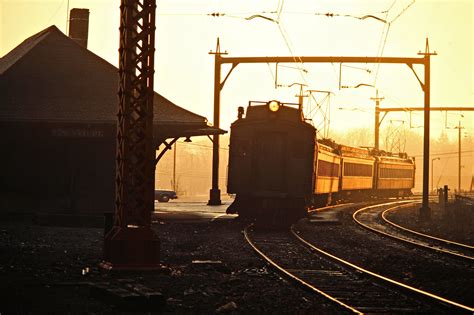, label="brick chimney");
[68,8,89,48]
